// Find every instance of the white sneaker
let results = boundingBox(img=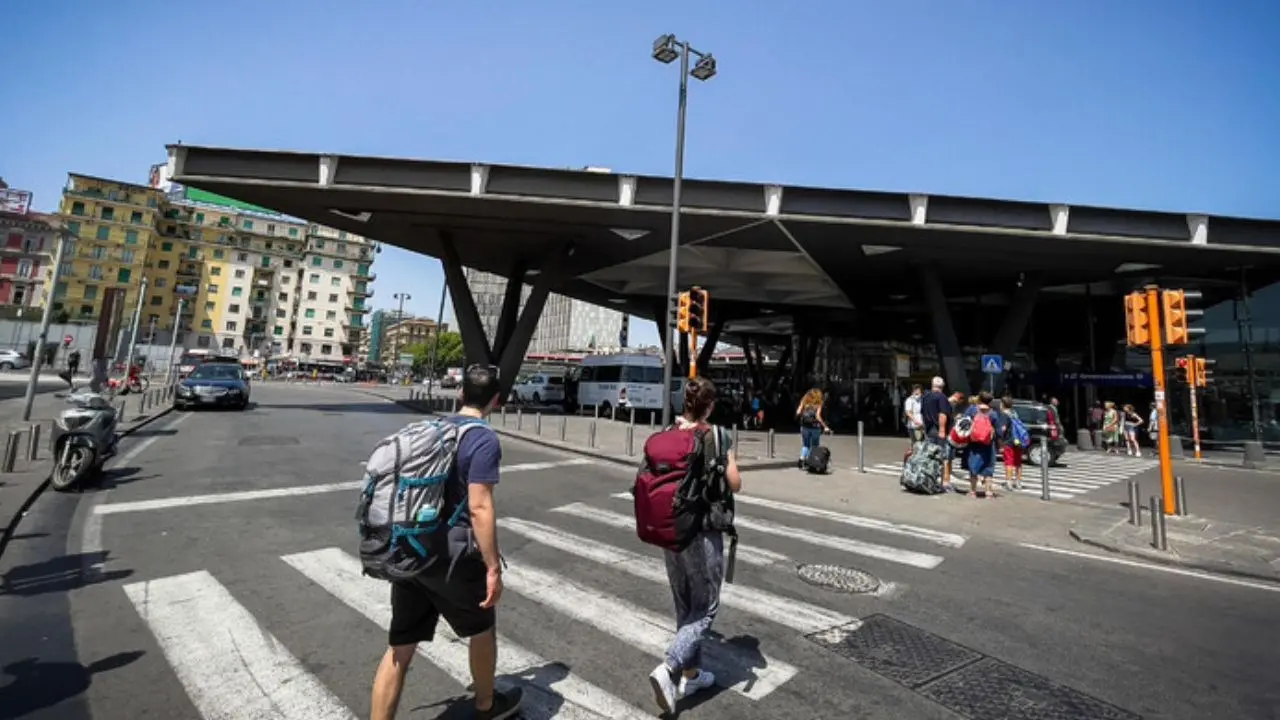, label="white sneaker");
[678,669,716,699]
[648,665,677,714]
